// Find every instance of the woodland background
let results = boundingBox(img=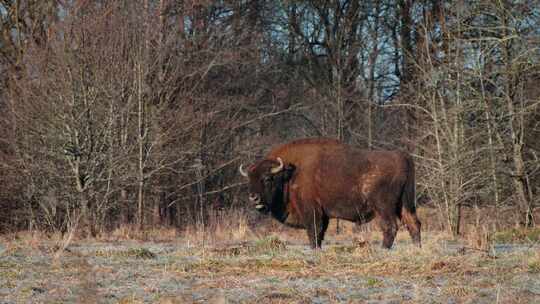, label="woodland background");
[0,0,539,237]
